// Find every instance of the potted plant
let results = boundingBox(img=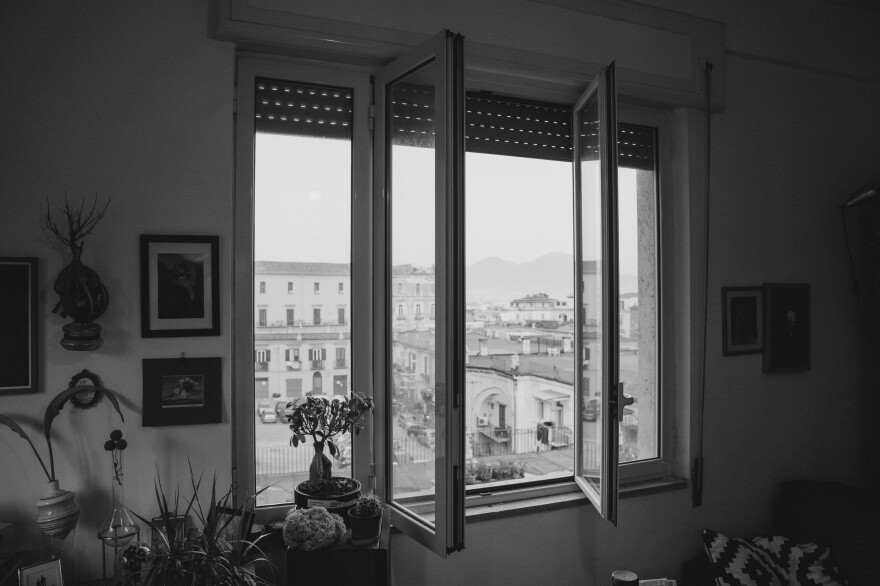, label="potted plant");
[131,466,274,586]
[347,493,383,546]
[285,393,373,521]
[465,461,479,485]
